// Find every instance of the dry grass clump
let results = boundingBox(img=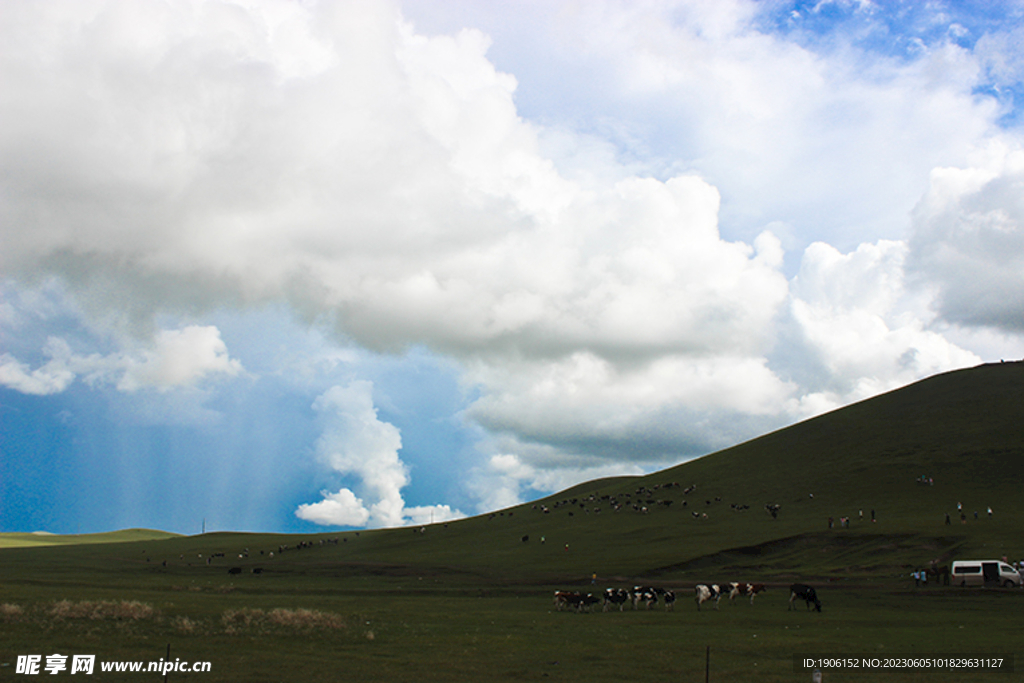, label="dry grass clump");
[170,615,203,634]
[267,608,345,630]
[49,600,156,621]
[1,603,24,619]
[222,607,345,633]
